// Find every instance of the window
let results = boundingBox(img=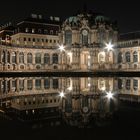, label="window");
[35,79,41,89]
[33,38,35,42]
[118,79,123,89]
[19,80,24,91]
[65,30,72,45]
[24,38,26,41]
[44,79,50,89]
[53,79,58,89]
[38,29,41,33]
[27,80,32,90]
[118,52,123,63]
[126,79,131,90]
[25,28,28,33]
[35,53,41,63]
[50,30,53,34]
[42,39,44,42]
[125,52,130,62]
[2,51,6,63]
[19,52,24,63]
[133,51,138,62]
[37,38,40,42]
[44,30,48,34]
[44,53,50,64]
[82,30,88,45]
[133,79,138,91]
[46,39,48,43]
[12,52,16,63]
[52,53,58,64]
[54,40,56,43]
[7,52,10,63]
[32,29,35,33]
[27,53,32,64]
[28,38,31,41]
[50,39,52,43]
